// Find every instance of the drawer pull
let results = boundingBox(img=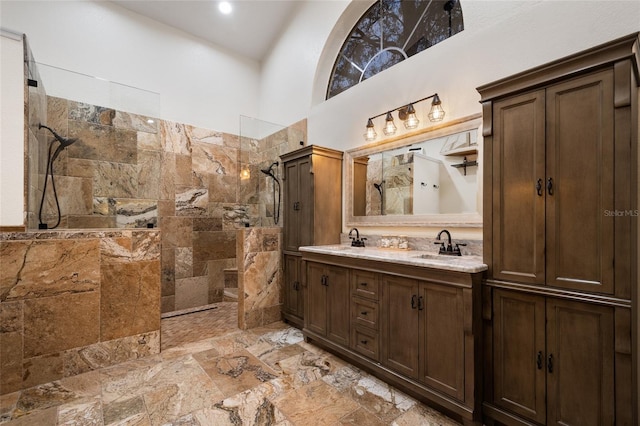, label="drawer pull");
[360,340,368,344]
[360,282,368,287]
[360,311,368,315]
